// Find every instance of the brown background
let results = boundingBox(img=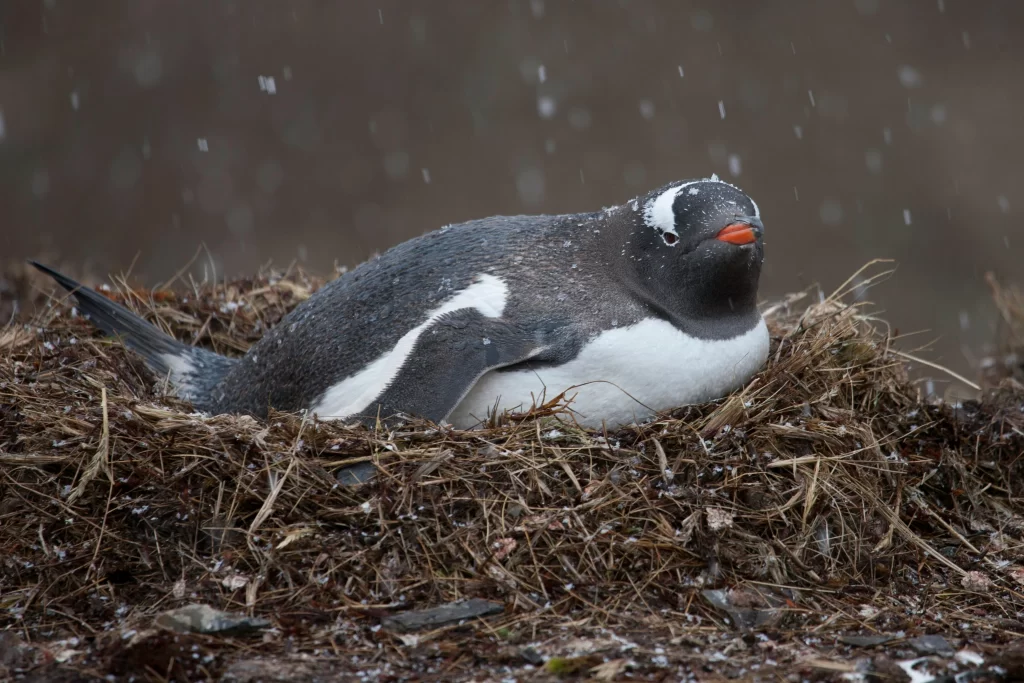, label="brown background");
[2,0,1022,397]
